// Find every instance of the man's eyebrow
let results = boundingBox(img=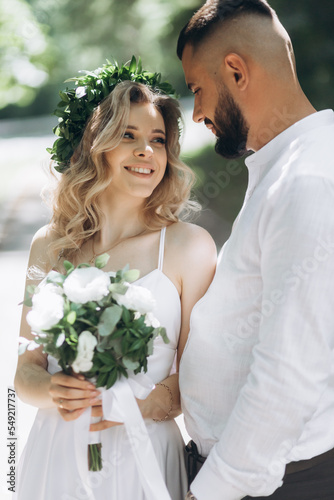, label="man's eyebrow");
[126,125,166,136]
